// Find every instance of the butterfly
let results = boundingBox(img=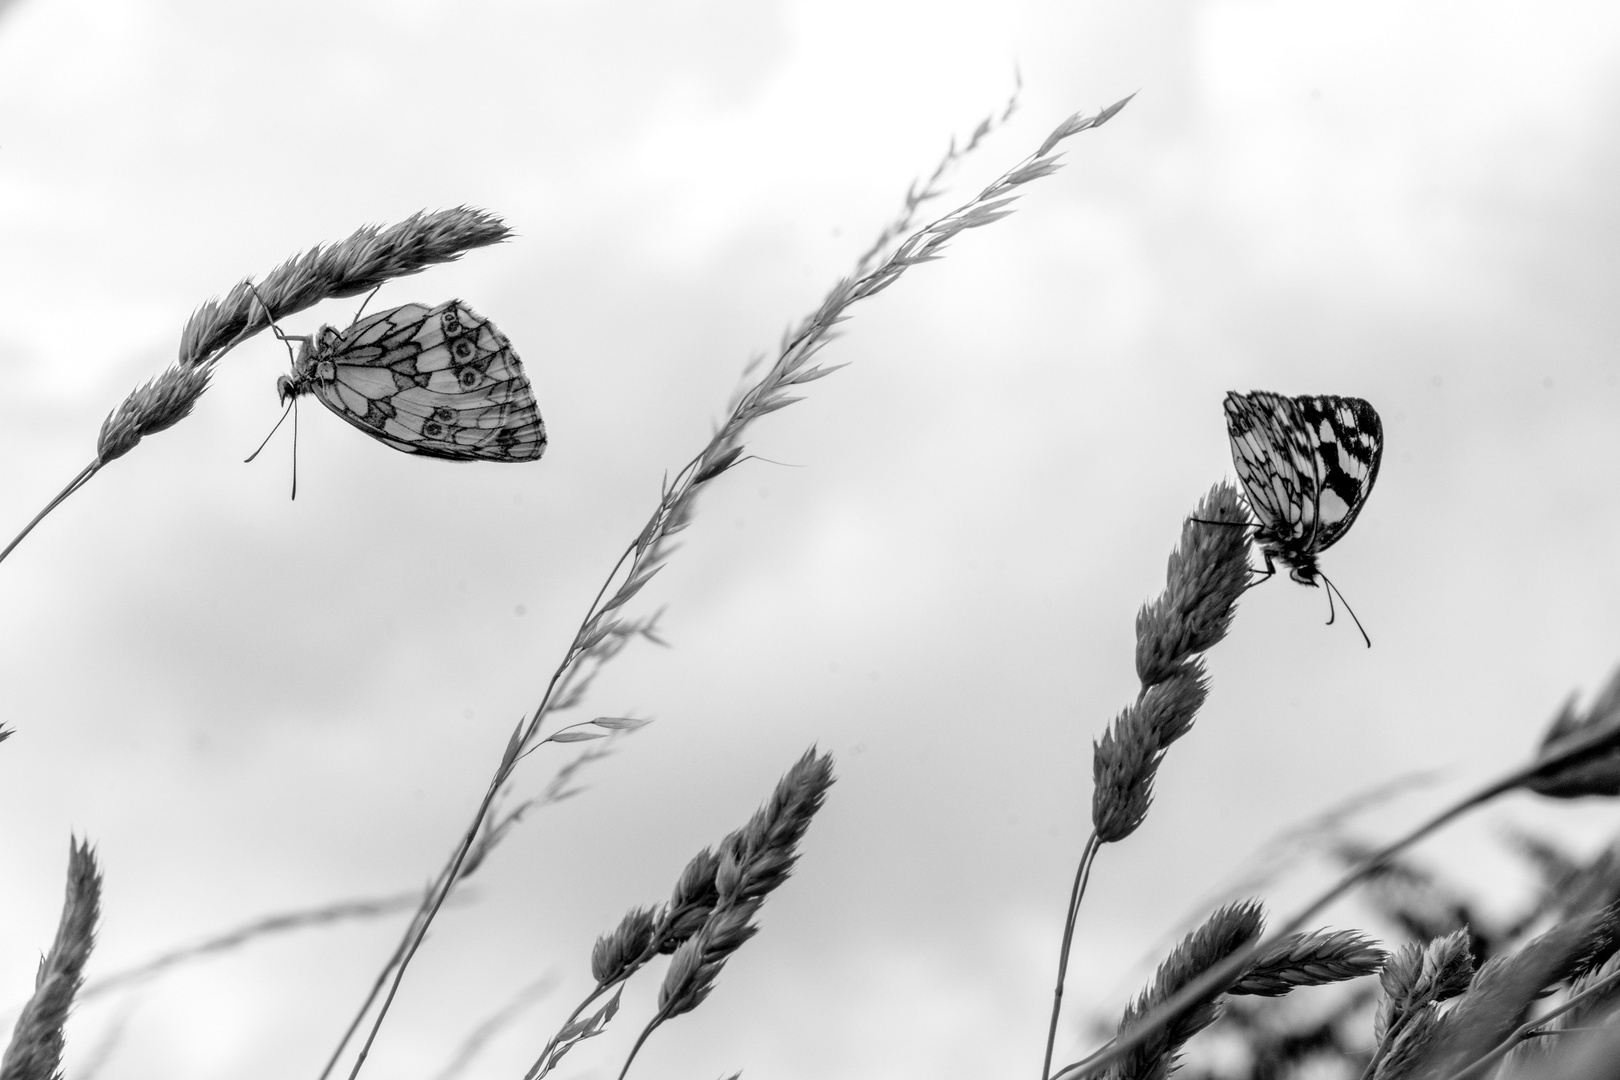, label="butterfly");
[1223,390,1383,639]
[274,299,546,463]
